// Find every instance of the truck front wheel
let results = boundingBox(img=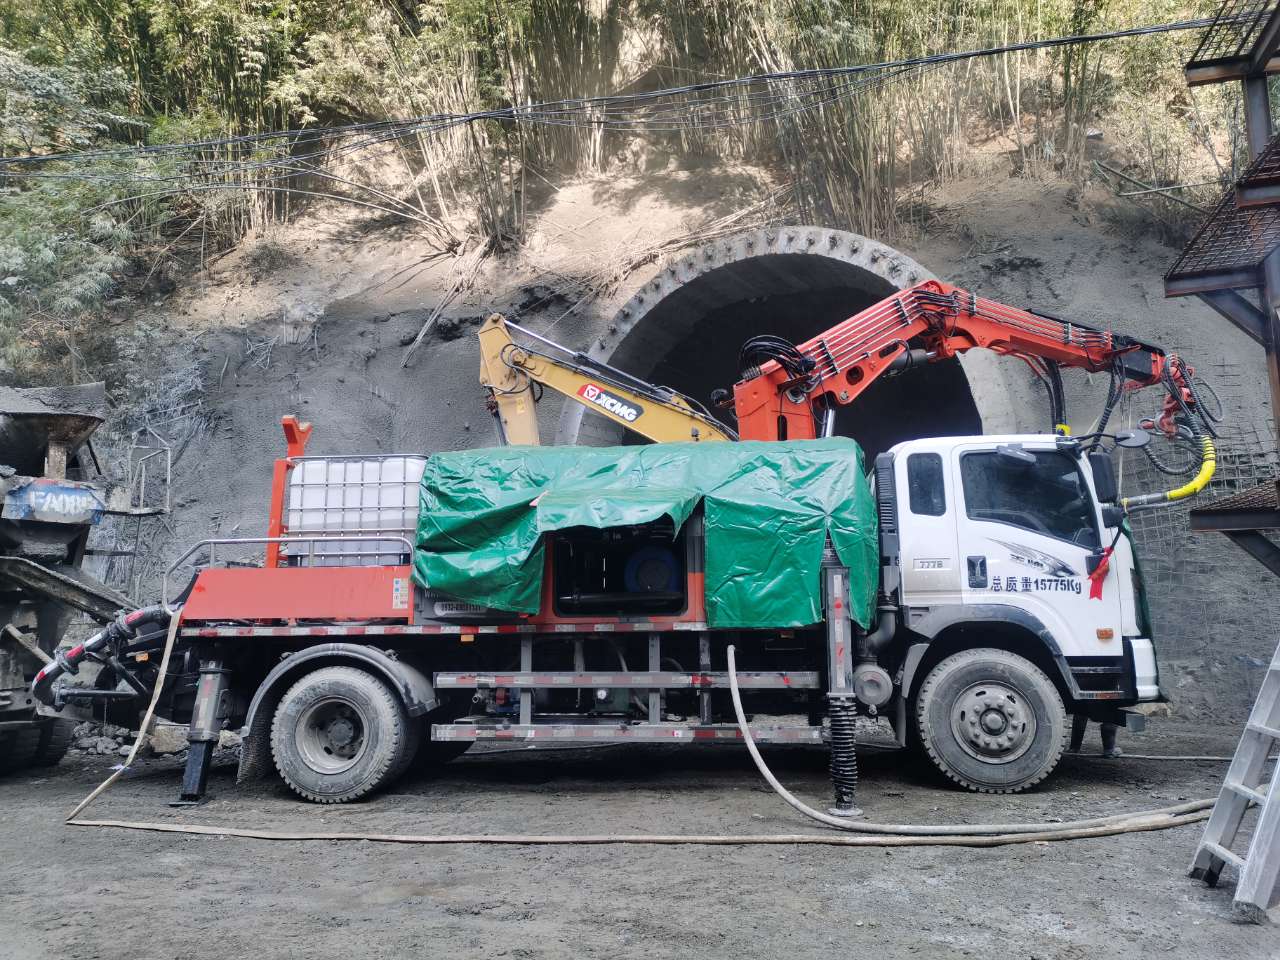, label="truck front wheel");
[914,647,1067,793]
[270,666,420,803]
